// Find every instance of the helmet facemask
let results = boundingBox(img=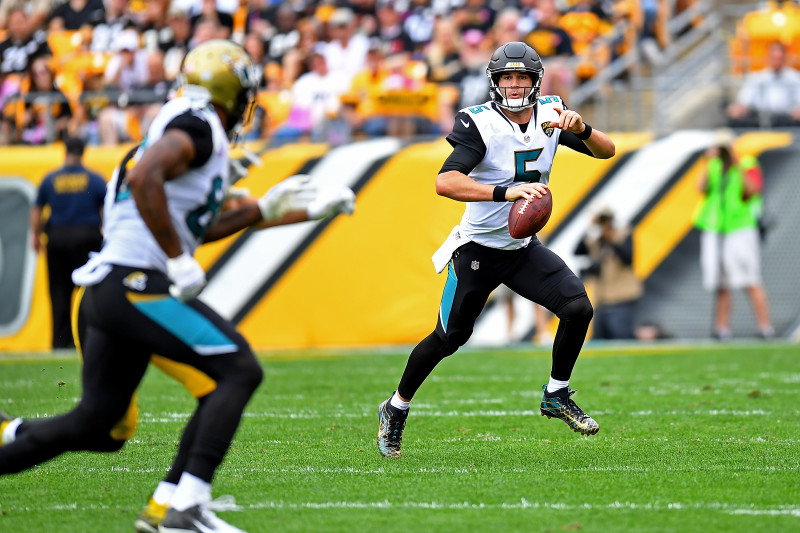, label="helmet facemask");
[488,70,542,111]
